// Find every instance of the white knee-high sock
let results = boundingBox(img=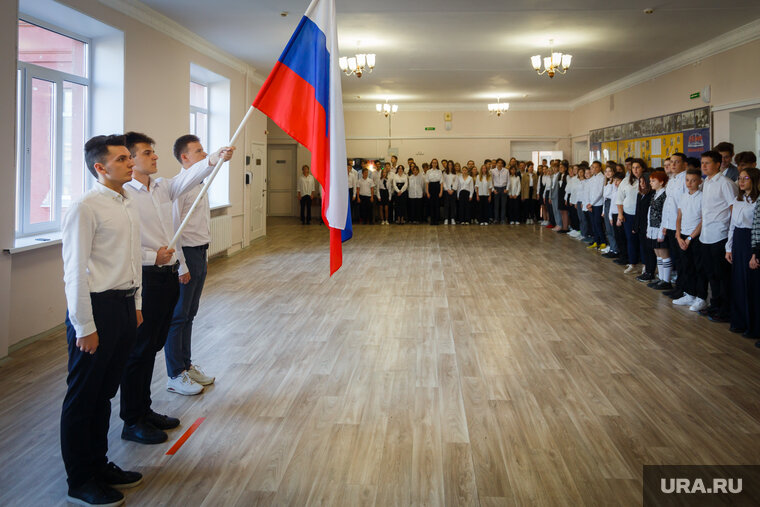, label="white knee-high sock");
[660,257,672,283]
[656,257,663,280]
